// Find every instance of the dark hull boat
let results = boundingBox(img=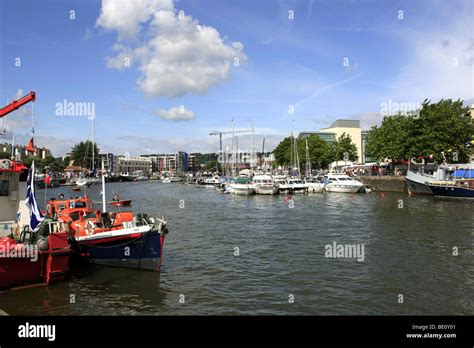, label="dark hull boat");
[70,224,166,270]
[429,183,474,199]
